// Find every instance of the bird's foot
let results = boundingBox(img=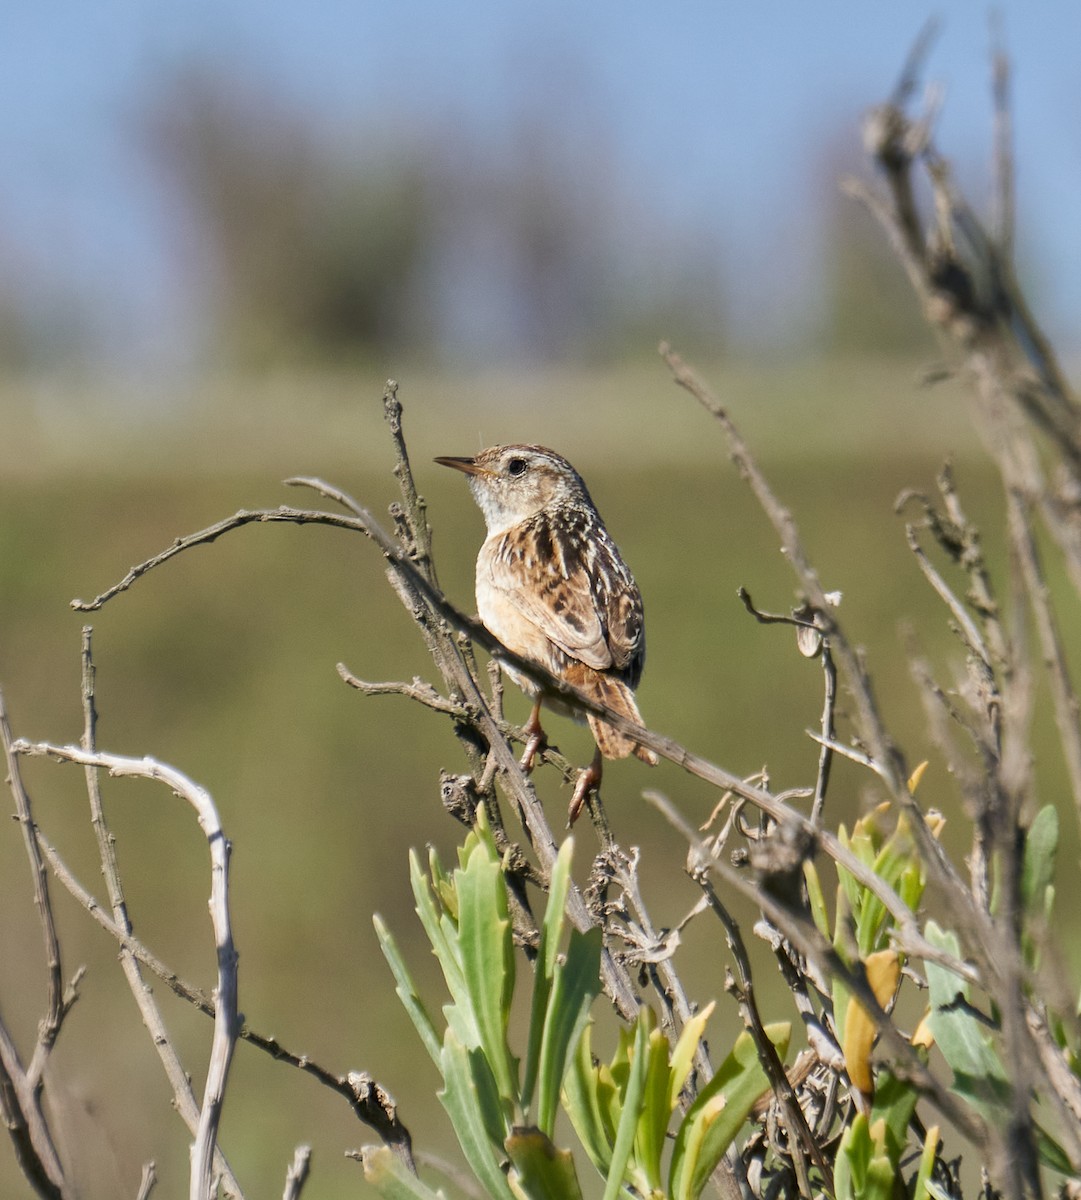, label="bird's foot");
[568,752,603,827]
[519,702,547,773]
[519,731,548,773]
